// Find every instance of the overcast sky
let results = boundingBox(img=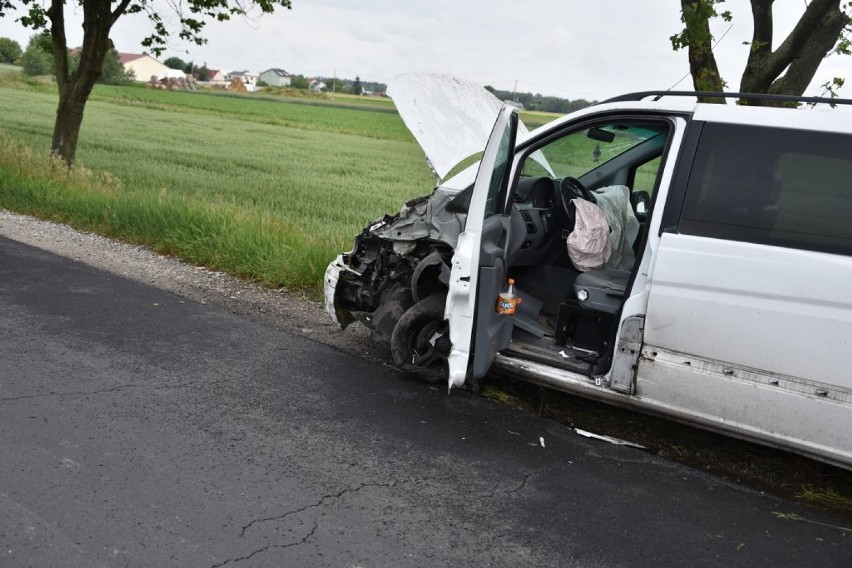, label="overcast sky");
[1,0,850,100]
